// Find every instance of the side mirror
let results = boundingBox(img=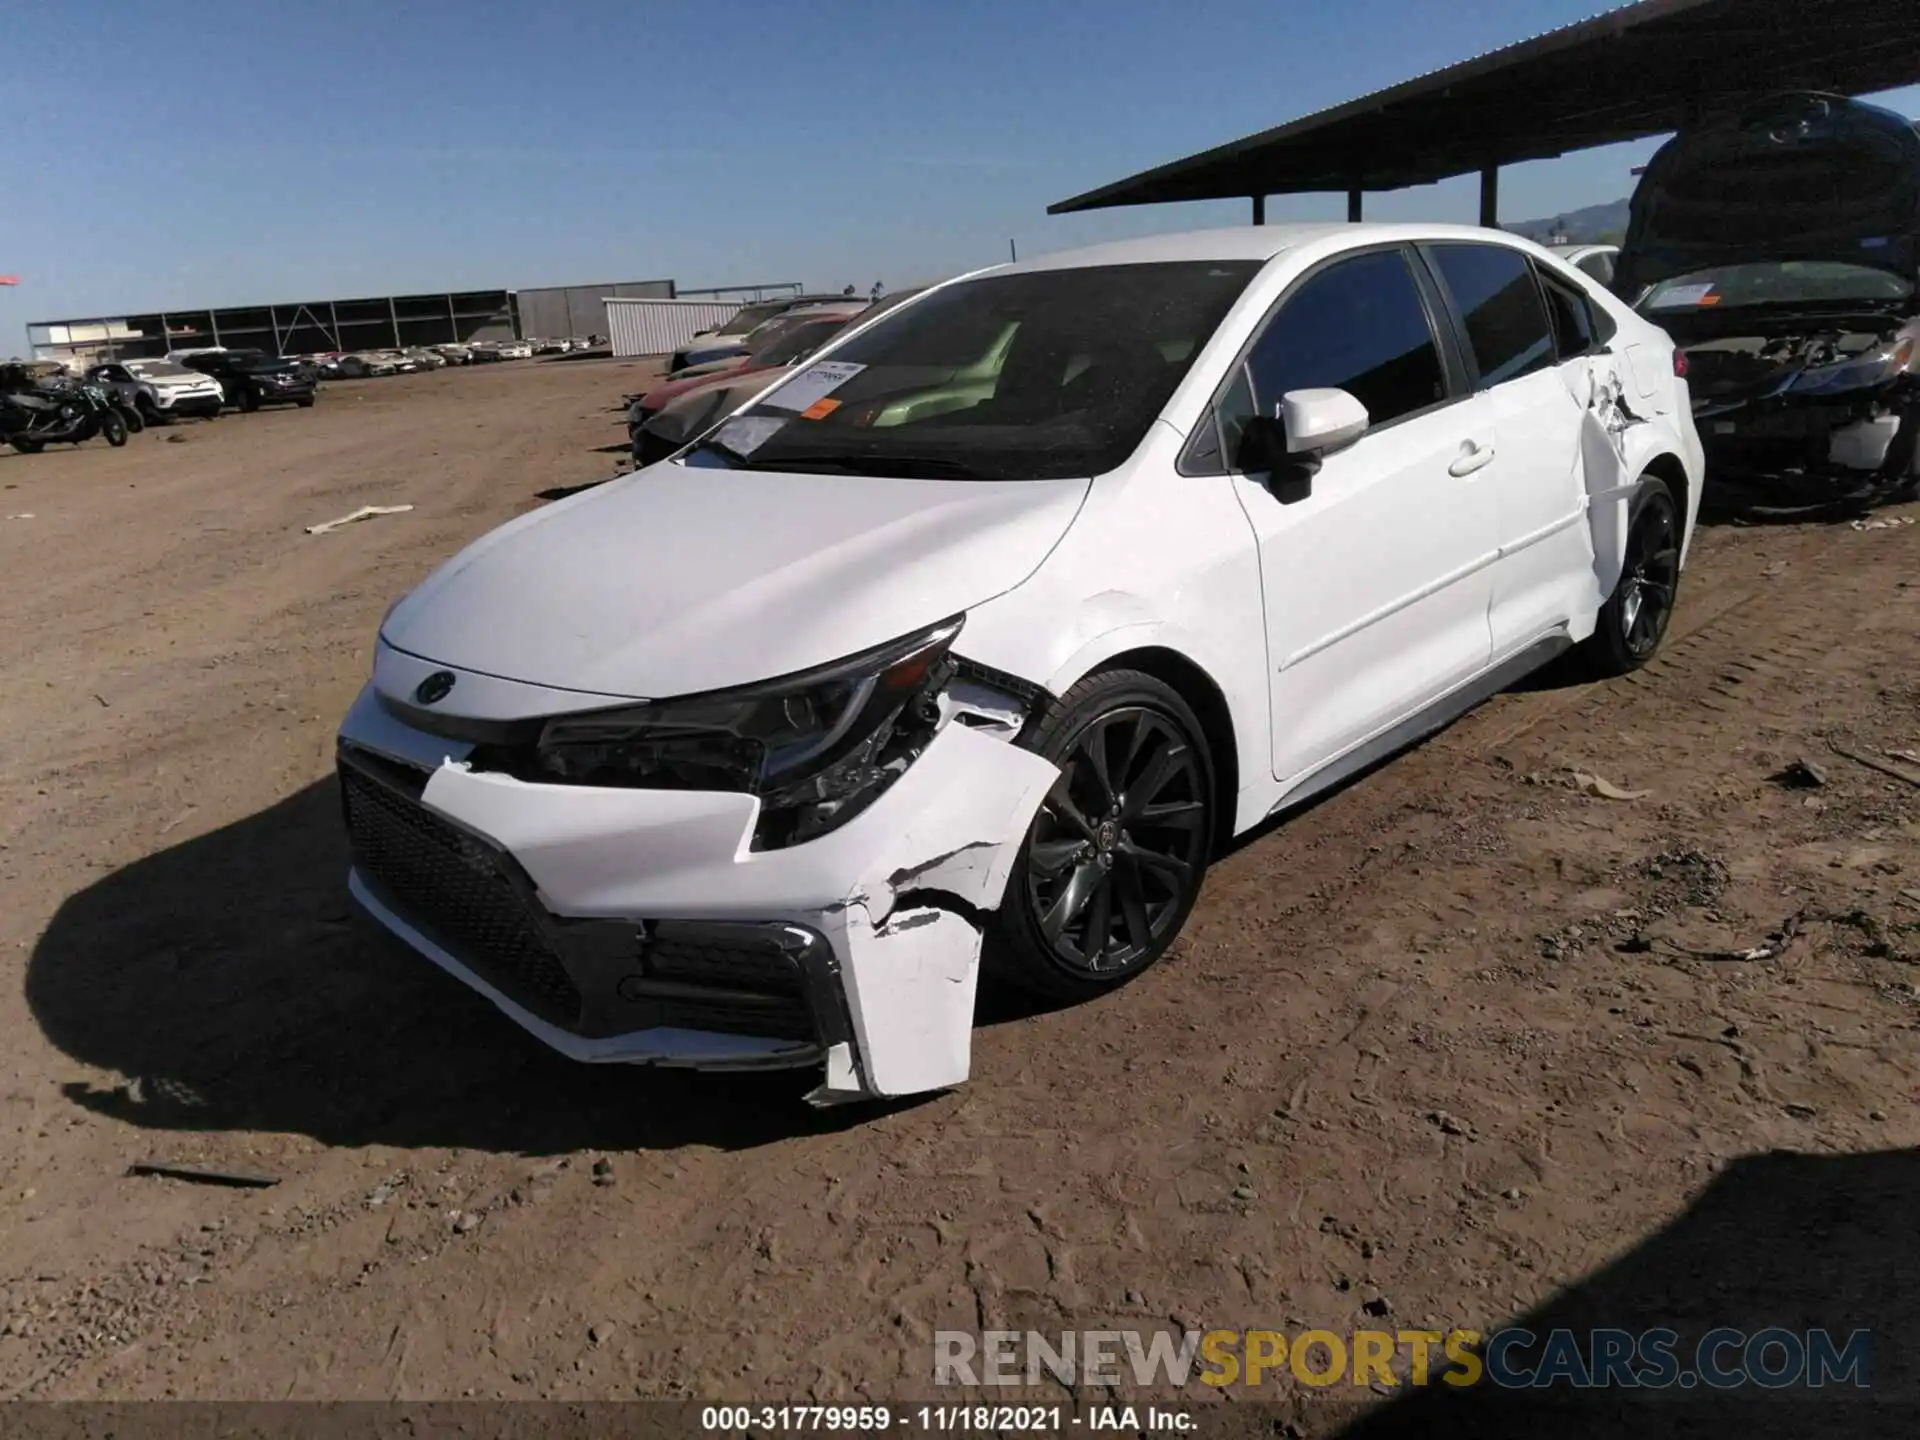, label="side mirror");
[1233,388,1369,499]
[1279,387,1369,454]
